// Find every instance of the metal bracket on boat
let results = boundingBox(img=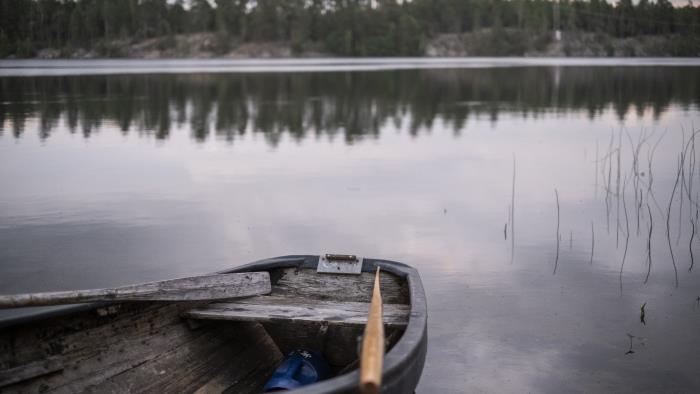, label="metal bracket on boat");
[317,254,363,275]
